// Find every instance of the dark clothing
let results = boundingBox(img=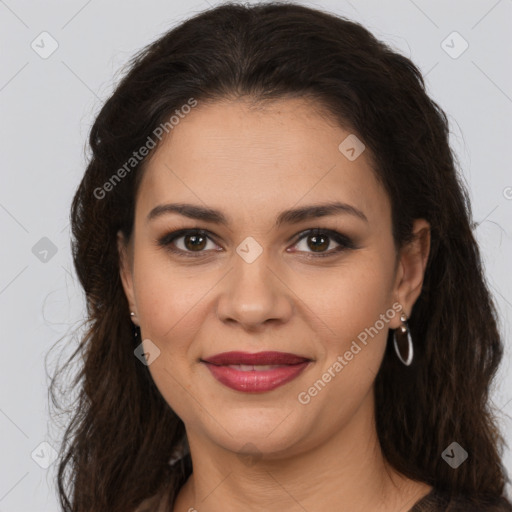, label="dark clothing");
[409,488,512,511]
